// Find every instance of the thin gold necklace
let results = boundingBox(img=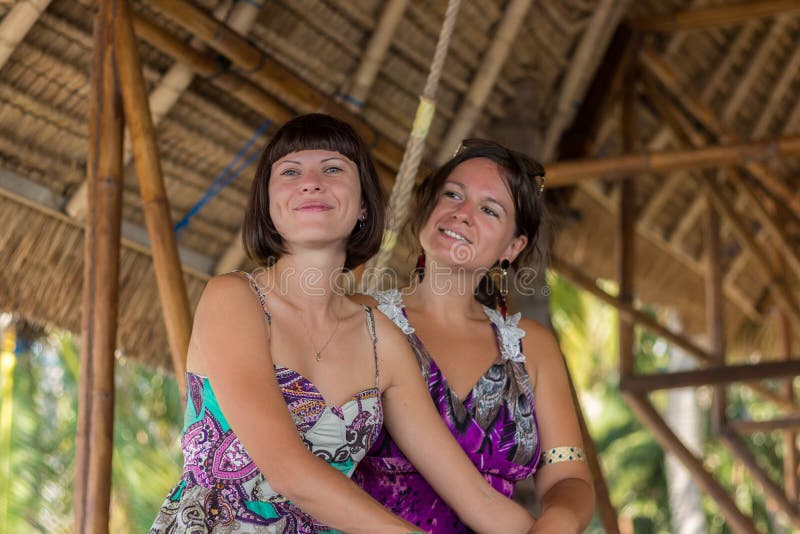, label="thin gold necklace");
[297,304,342,362]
